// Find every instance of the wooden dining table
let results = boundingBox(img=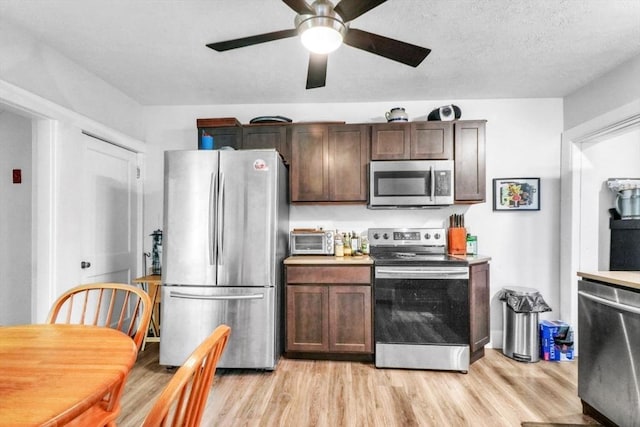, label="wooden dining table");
[0,323,138,427]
